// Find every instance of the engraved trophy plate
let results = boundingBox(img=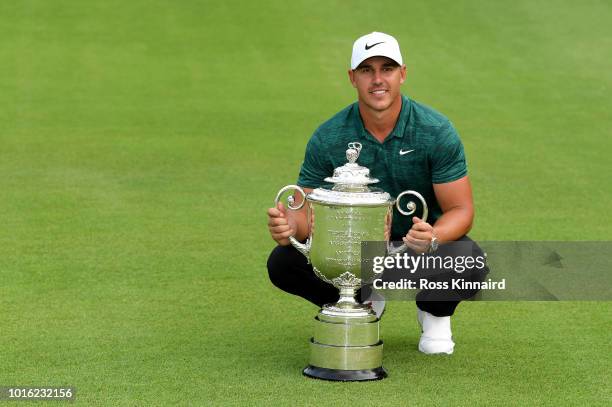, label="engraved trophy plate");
[310,205,387,281]
[274,142,428,381]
